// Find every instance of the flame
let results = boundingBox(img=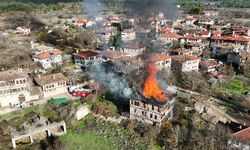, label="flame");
[143,63,166,102]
